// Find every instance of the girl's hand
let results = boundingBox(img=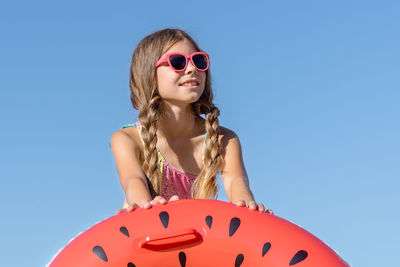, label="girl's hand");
[234,200,274,214]
[148,195,180,207]
[115,202,140,215]
[116,195,180,214]
[148,196,166,207]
